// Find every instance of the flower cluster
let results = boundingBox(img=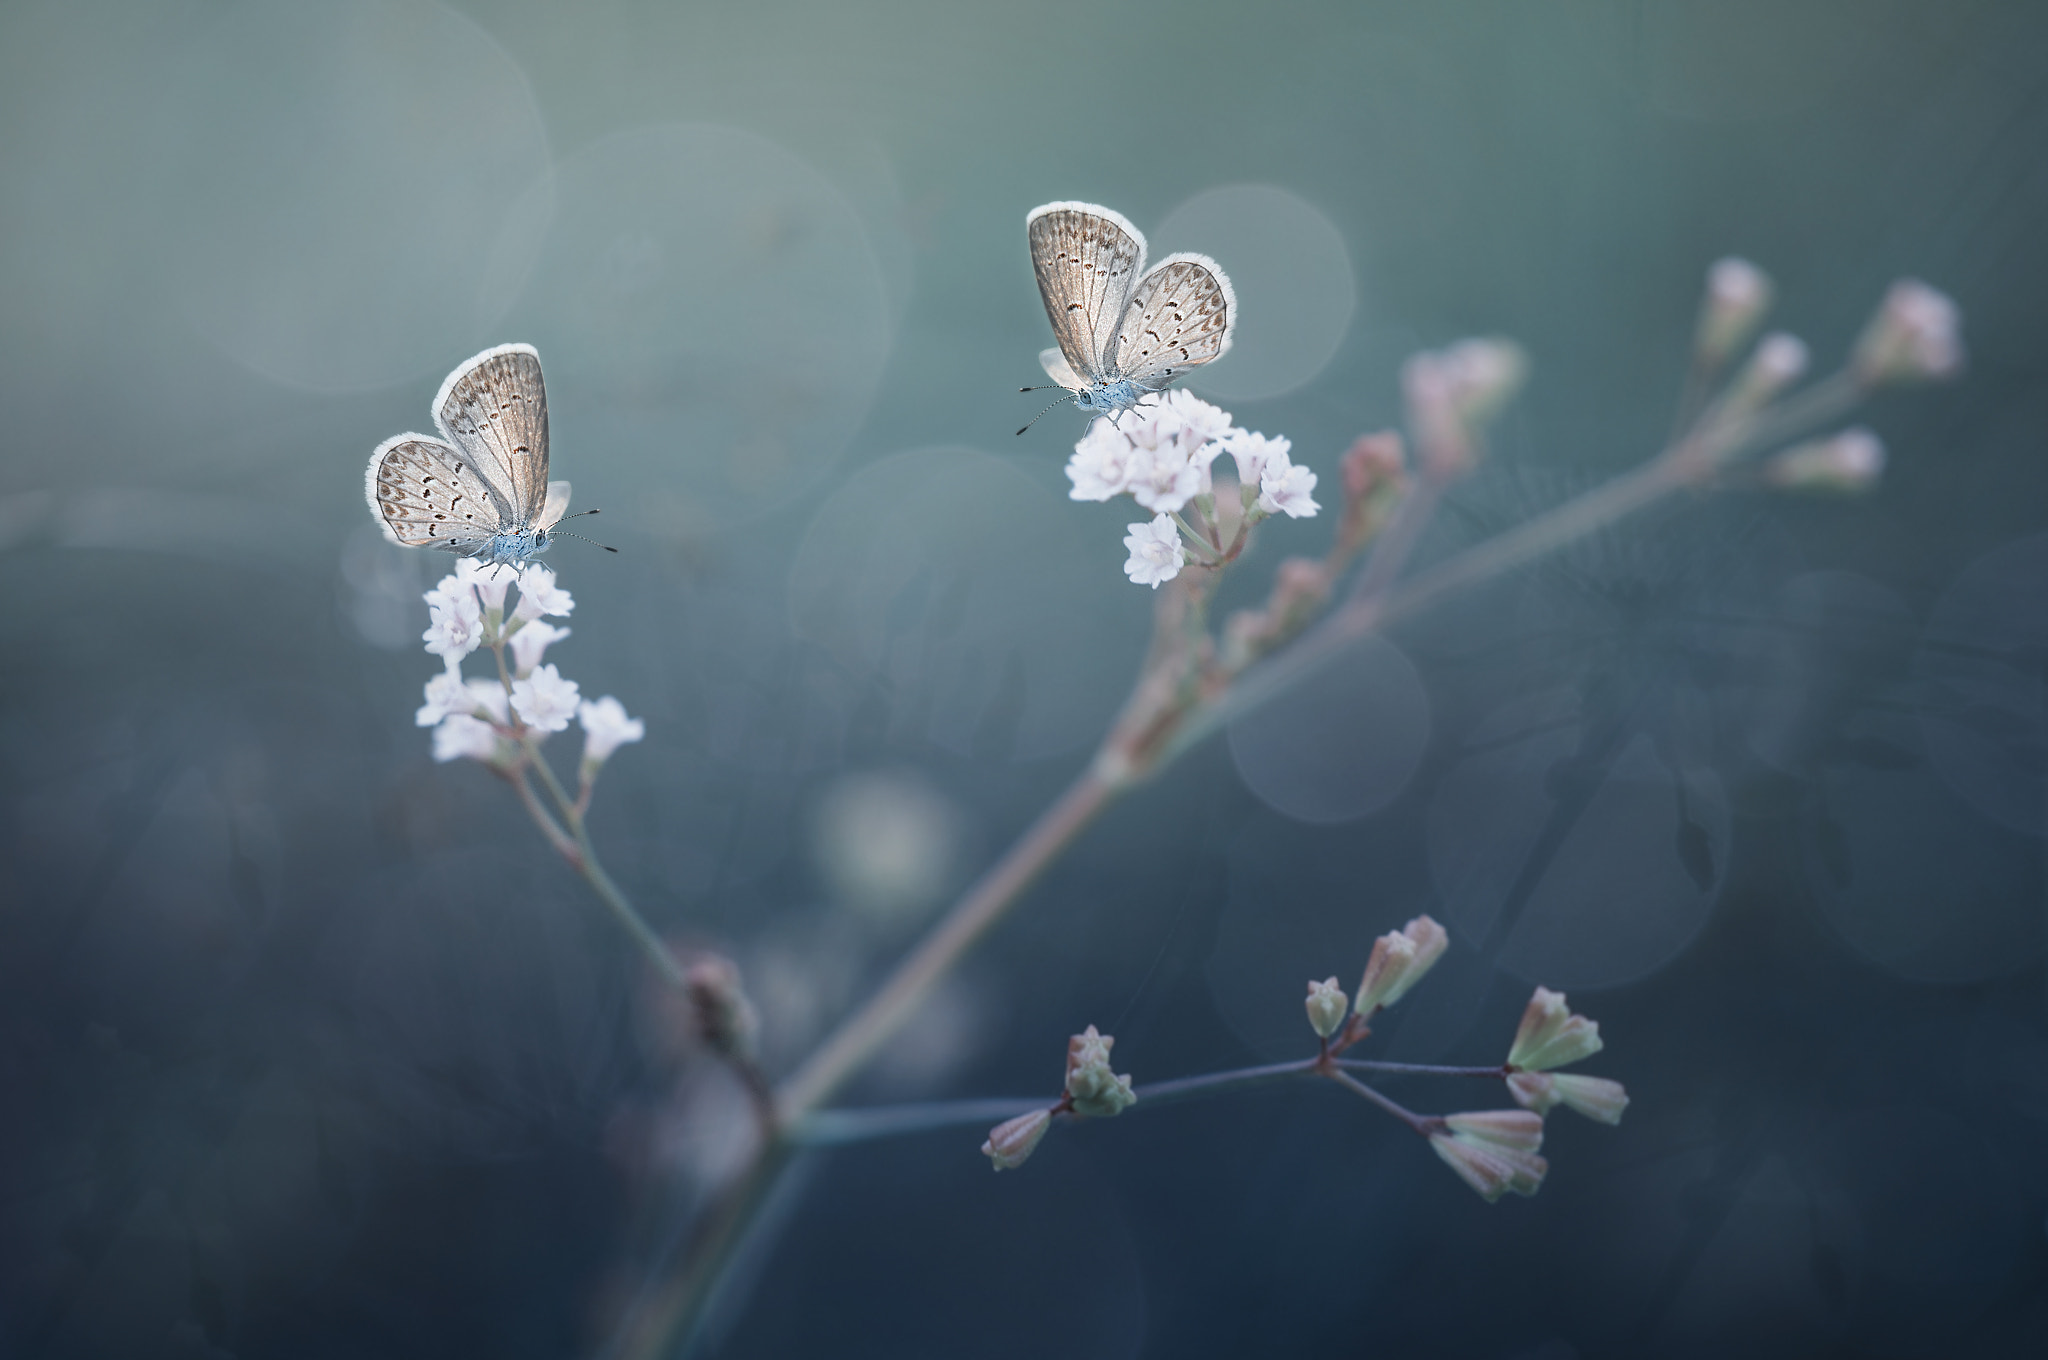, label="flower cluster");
[1064,389,1318,589]
[412,558,643,774]
[980,1022,1137,1172]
